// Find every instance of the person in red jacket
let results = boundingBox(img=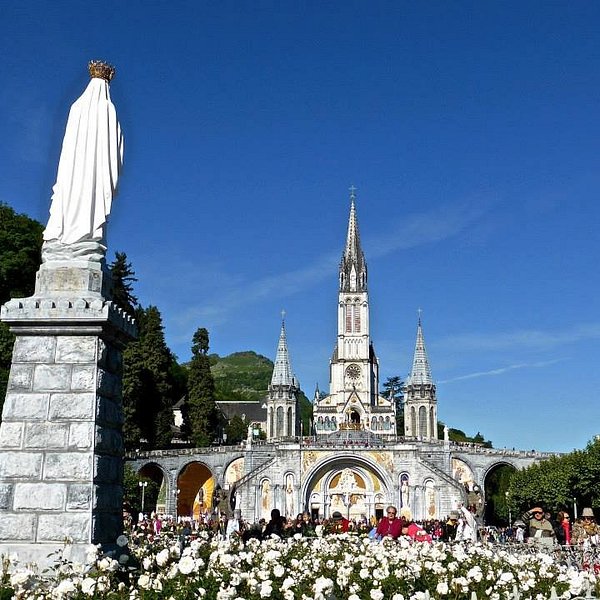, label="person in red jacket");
[375,505,403,540]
